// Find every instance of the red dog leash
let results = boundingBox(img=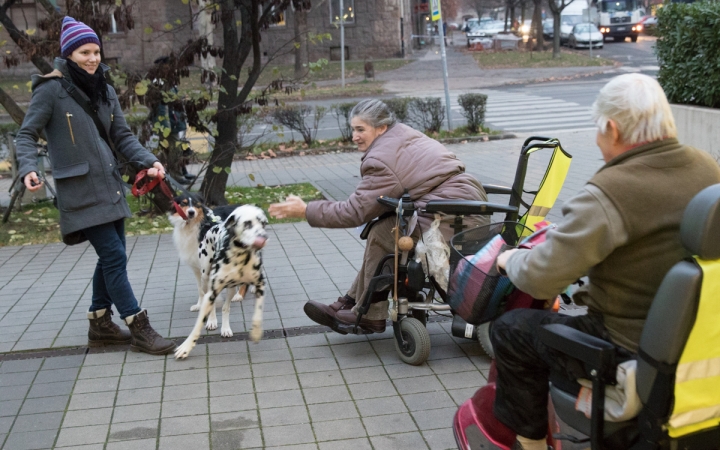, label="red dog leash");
[131,169,188,220]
